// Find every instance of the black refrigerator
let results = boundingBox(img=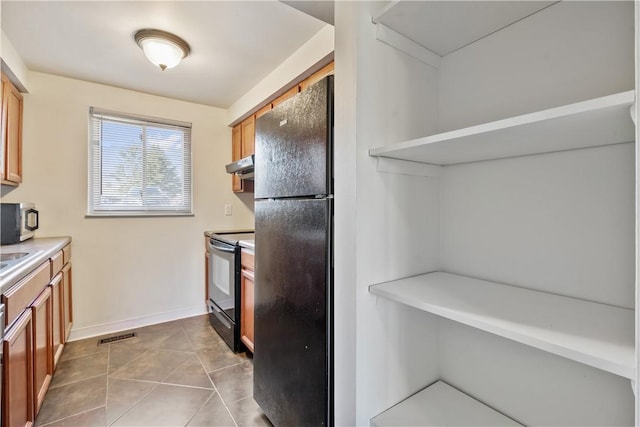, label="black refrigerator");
[253,75,333,426]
